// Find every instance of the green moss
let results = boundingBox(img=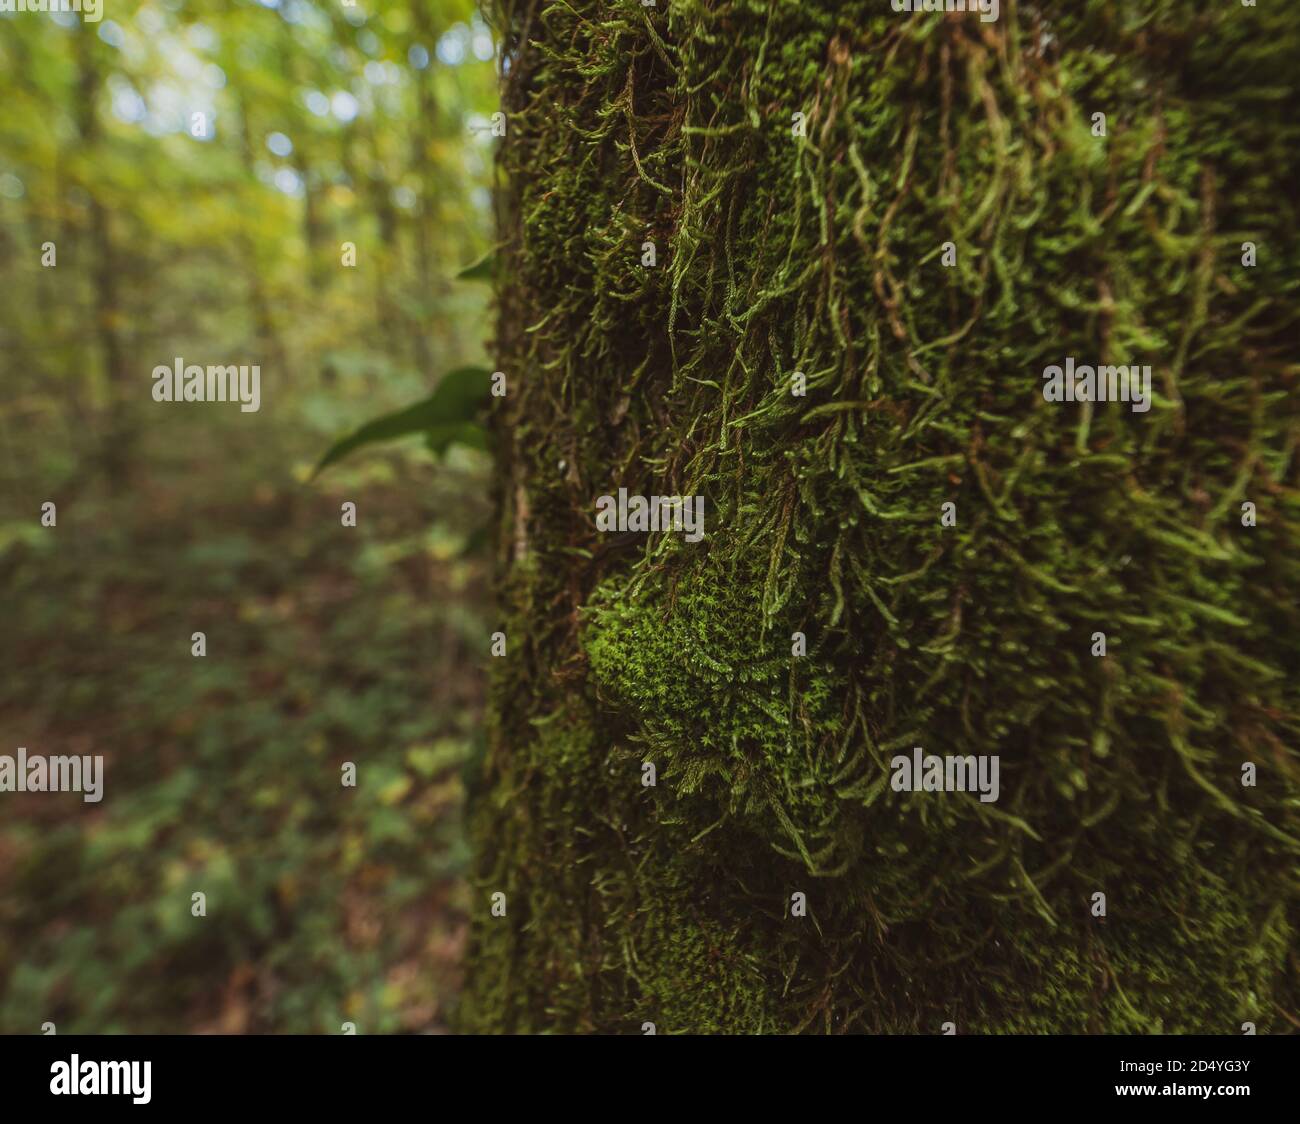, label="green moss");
[463,0,1300,1033]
